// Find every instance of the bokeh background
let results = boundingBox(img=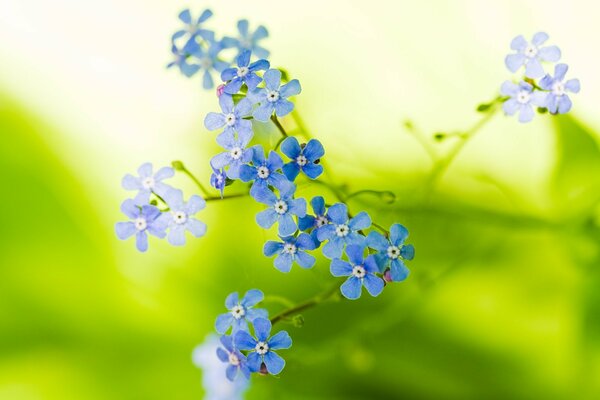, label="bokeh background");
[1,0,600,399]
